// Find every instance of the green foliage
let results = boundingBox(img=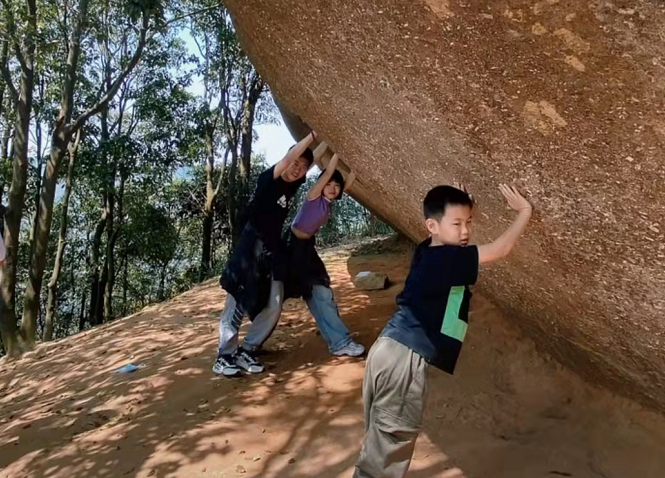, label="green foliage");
[0,0,393,357]
[125,202,178,265]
